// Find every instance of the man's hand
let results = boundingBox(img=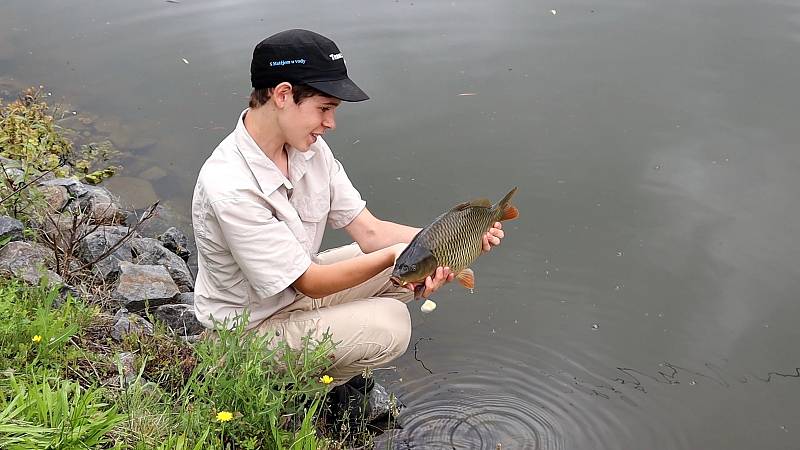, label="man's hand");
[403,266,455,300]
[482,221,504,252]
